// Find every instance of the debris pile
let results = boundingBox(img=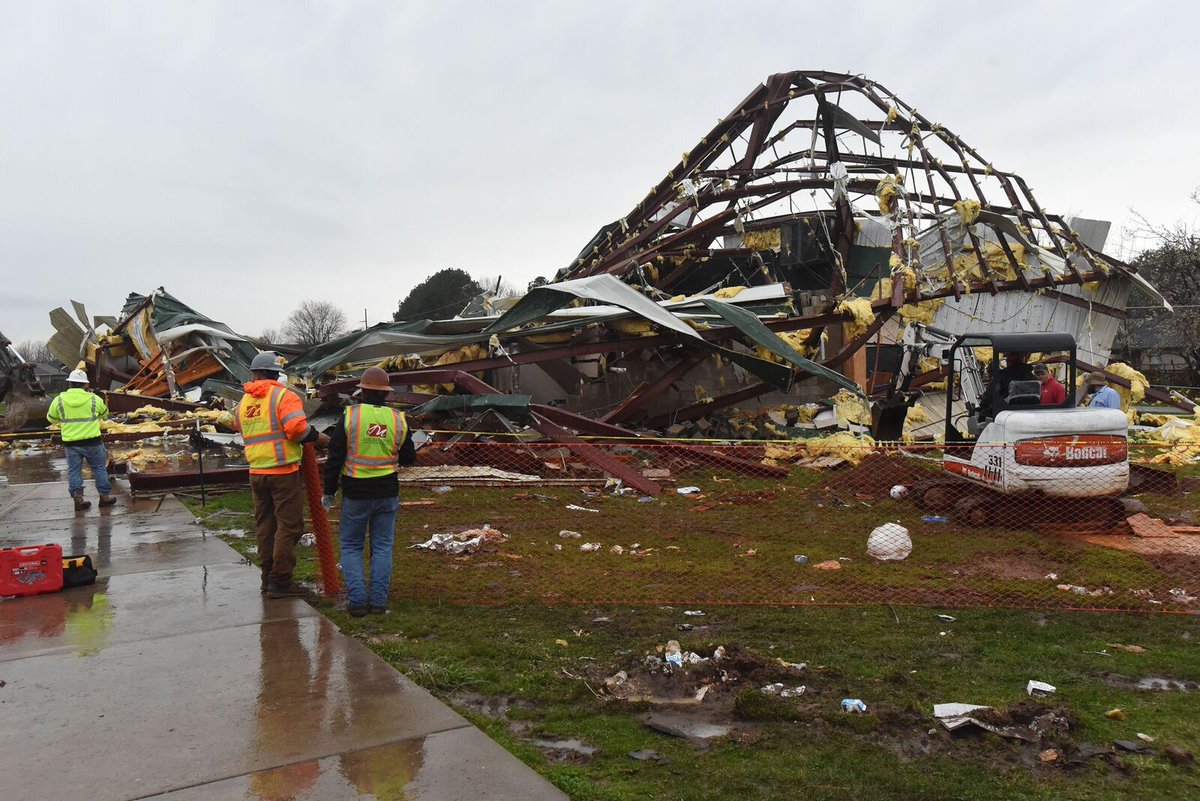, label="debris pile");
[412,525,508,556]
